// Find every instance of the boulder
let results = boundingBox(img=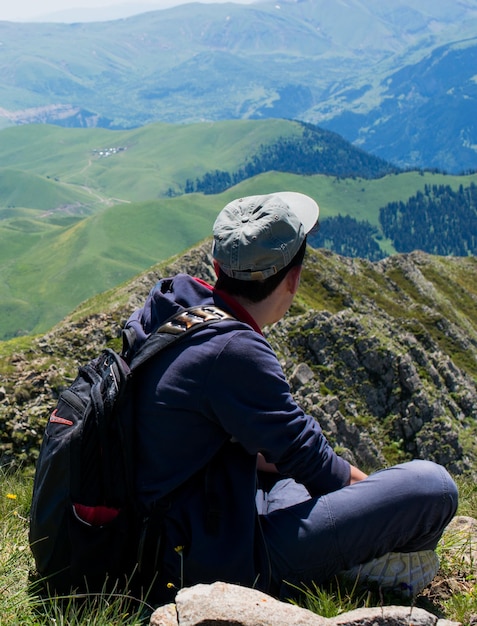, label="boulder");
[150,581,461,626]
